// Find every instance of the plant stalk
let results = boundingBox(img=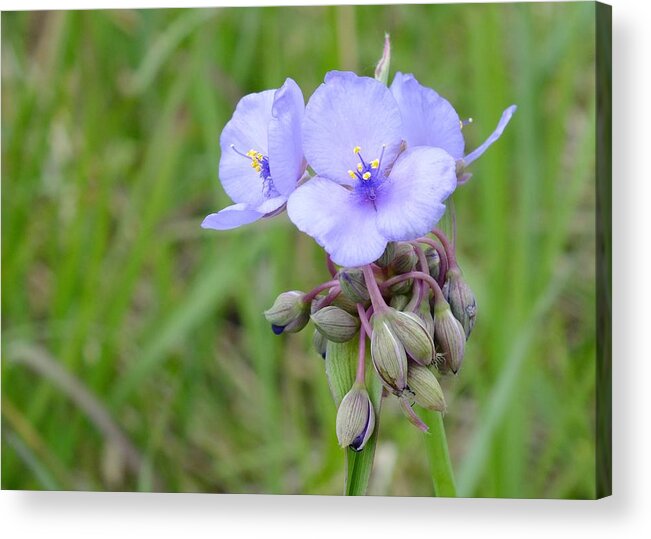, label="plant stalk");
[423,409,457,497]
